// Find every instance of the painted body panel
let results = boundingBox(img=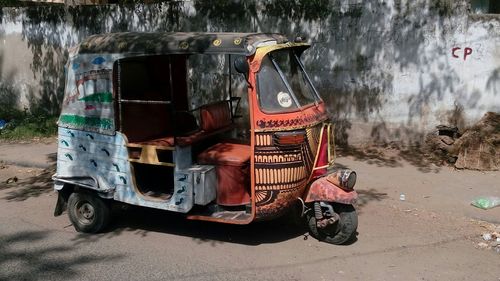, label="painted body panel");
[59,54,125,135]
[56,127,130,193]
[253,122,325,220]
[55,127,194,213]
[304,177,358,205]
[248,45,329,220]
